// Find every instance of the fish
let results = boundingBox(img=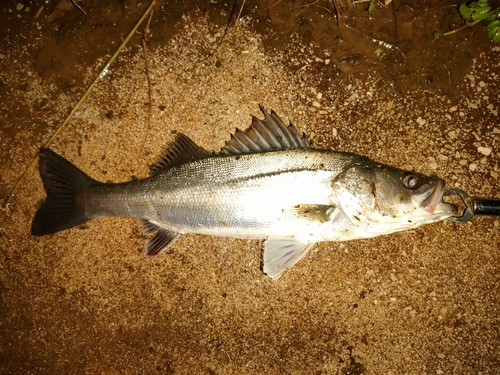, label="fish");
[31,106,457,279]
